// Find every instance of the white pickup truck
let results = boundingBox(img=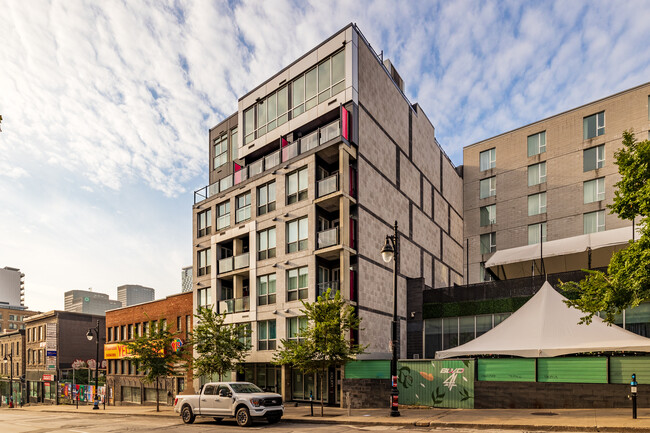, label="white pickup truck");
[174,382,283,427]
